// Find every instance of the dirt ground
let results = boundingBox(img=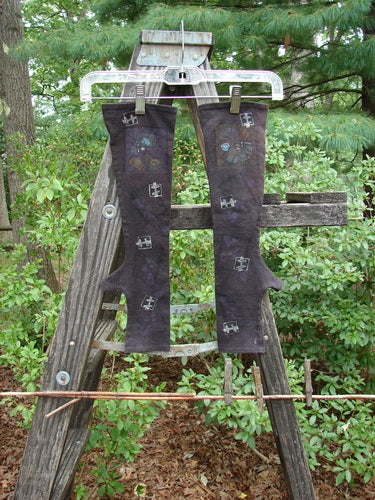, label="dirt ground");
[1,358,374,499]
